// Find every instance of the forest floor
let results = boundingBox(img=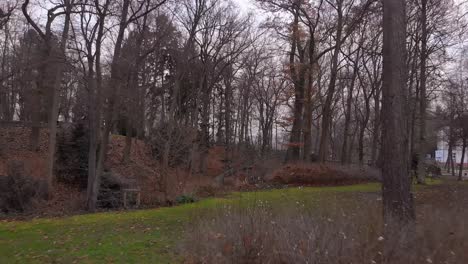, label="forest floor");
[1,179,464,264]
